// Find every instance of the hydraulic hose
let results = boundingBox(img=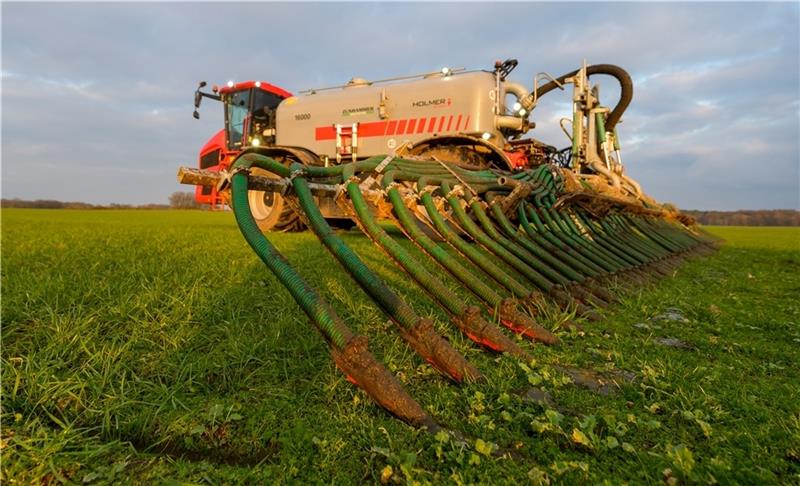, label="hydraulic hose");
[536,64,633,132]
